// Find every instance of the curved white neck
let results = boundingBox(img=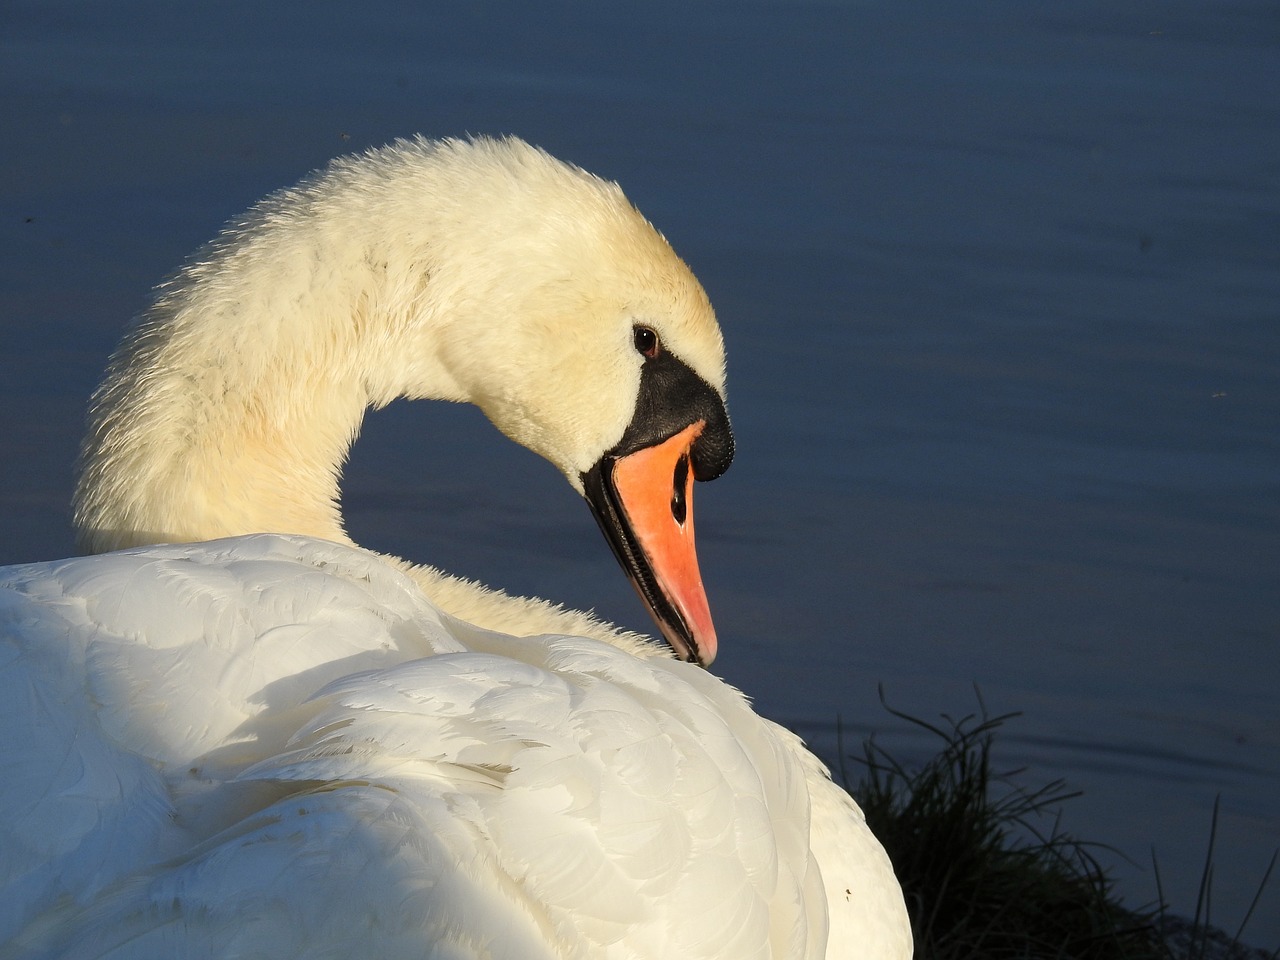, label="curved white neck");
[71,142,510,556]
[77,239,418,552]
